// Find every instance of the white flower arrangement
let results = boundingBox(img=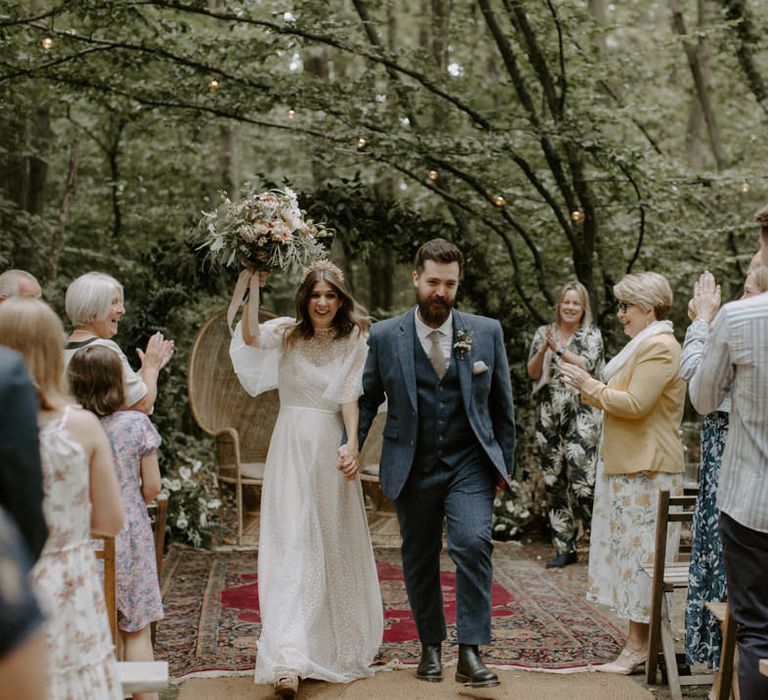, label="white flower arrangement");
[161,457,222,548]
